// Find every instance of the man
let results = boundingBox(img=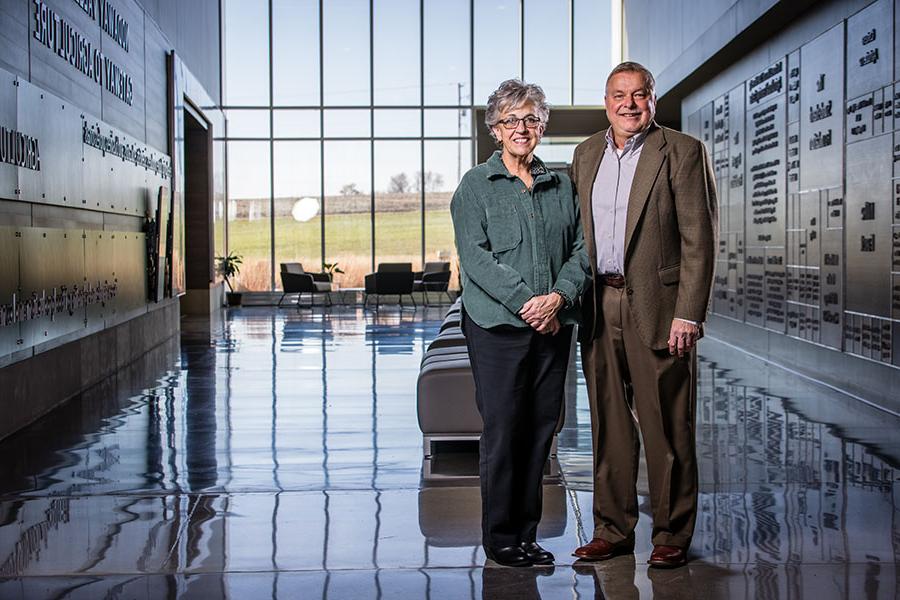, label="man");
[571,62,717,568]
